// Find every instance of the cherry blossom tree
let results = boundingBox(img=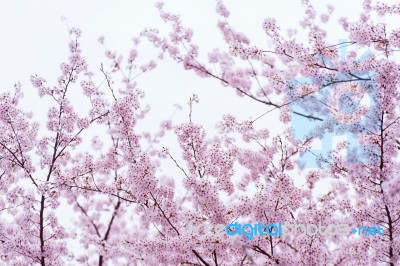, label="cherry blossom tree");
[1,0,400,265]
